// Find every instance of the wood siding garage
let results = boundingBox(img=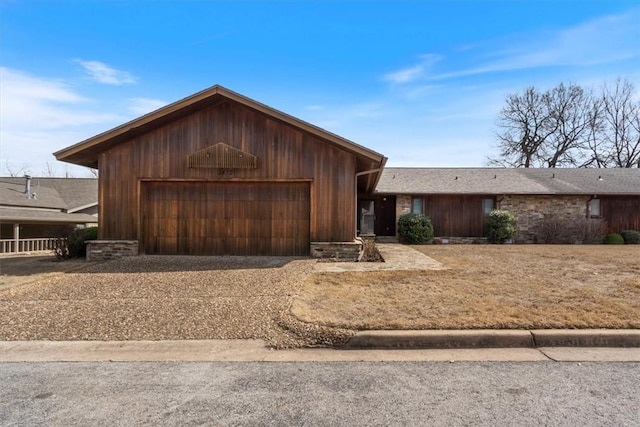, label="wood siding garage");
[54,86,386,256]
[142,181,310,255]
